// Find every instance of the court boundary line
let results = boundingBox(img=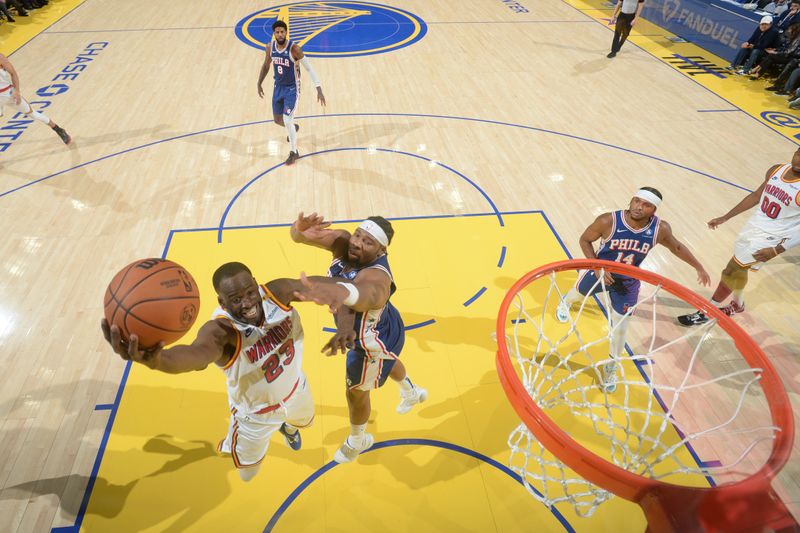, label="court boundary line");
[0,113,752,201]
[65,210,725,532]
[557,0,800,146]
